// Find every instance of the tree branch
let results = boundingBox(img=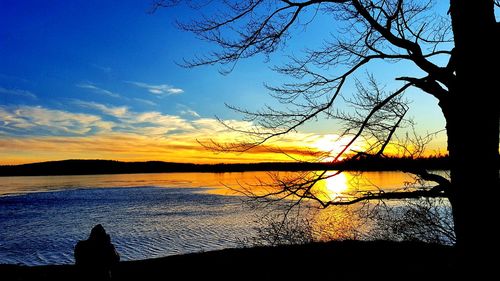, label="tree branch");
[351,0,454,87]
[326,188,447,207]
[396,75,448,102]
